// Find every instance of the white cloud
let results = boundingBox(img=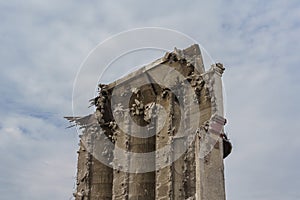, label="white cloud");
[0,114,78,200]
